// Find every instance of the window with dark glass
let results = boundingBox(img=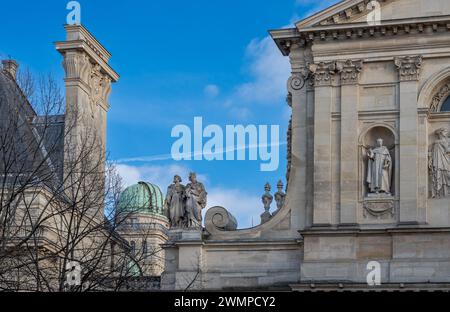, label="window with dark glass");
[441,95,450,112]
[142,240,147,256]
[130,241,136,255]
